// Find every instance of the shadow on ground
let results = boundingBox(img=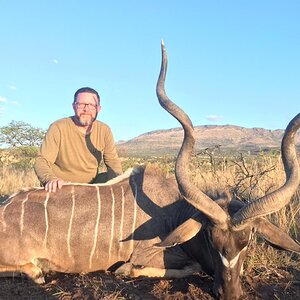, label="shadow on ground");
[0,266,299,299]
